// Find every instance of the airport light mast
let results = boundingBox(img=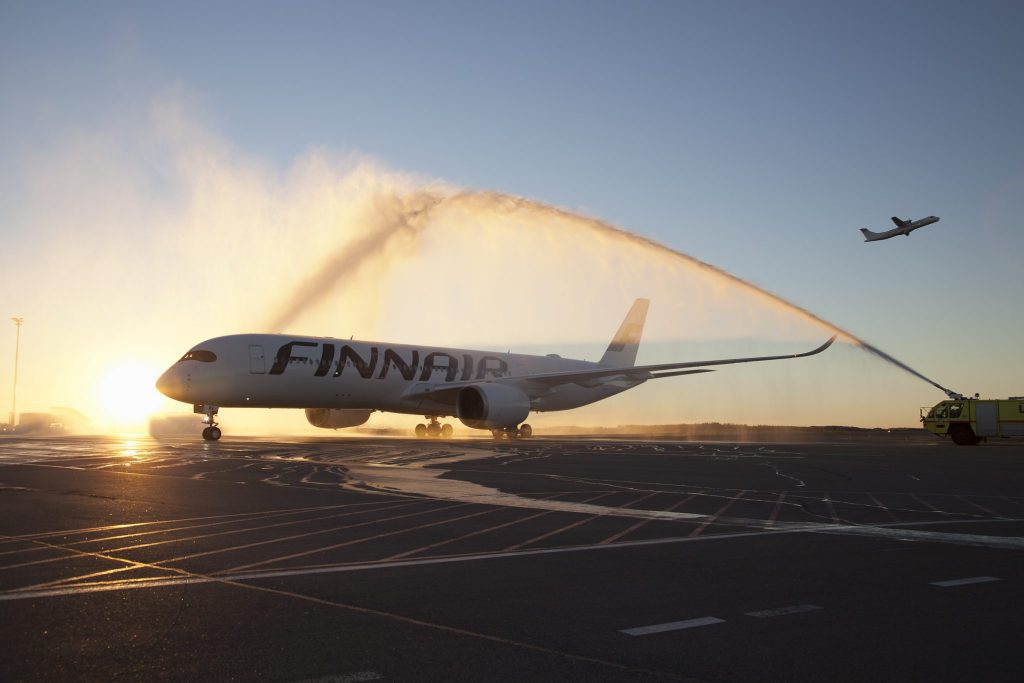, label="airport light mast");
[10,317,23,428]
